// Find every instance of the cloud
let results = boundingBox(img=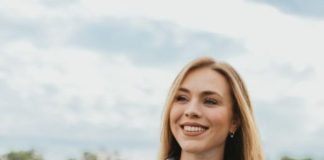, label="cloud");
[250,0,324,19]
[308,126,324,158]
[0,44,168,159]
[0,15,45,47]
[254,96,313,159]
[69,18,246,66]
[38,0,79,8]
[271,62,314,81]
[0,3,246,67]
